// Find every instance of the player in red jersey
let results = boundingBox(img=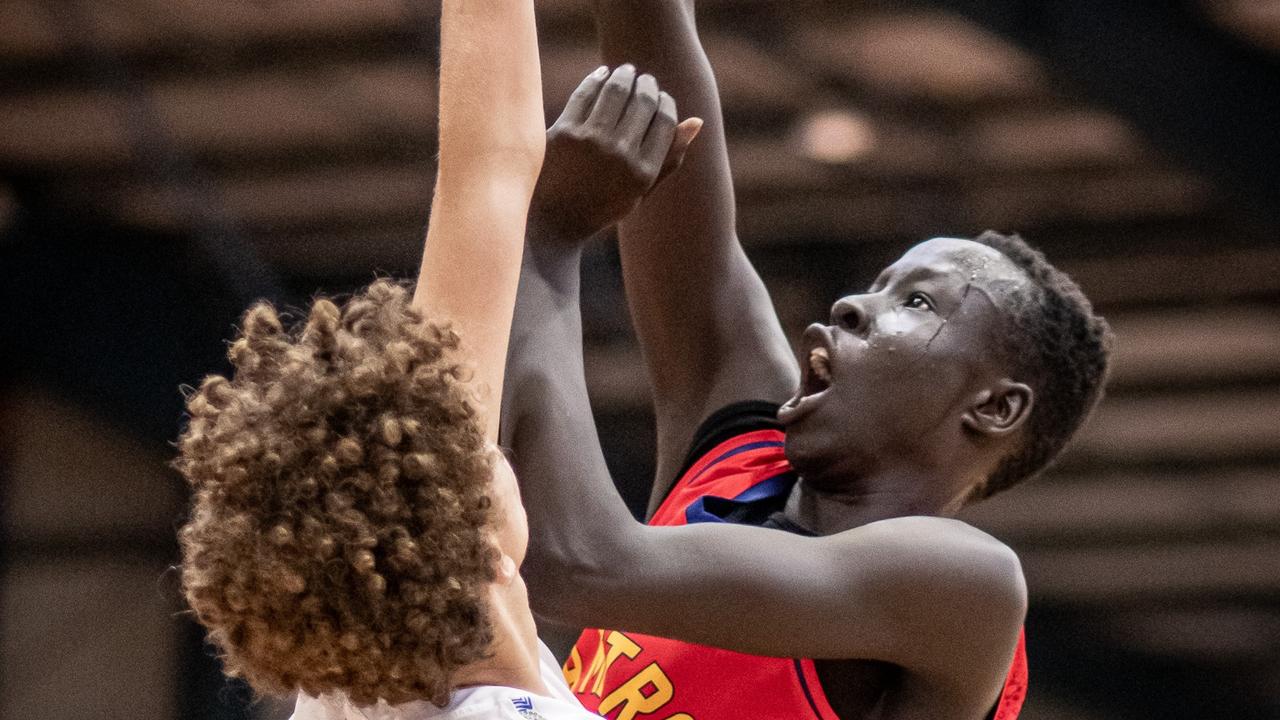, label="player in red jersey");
[501,2,1112,719]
